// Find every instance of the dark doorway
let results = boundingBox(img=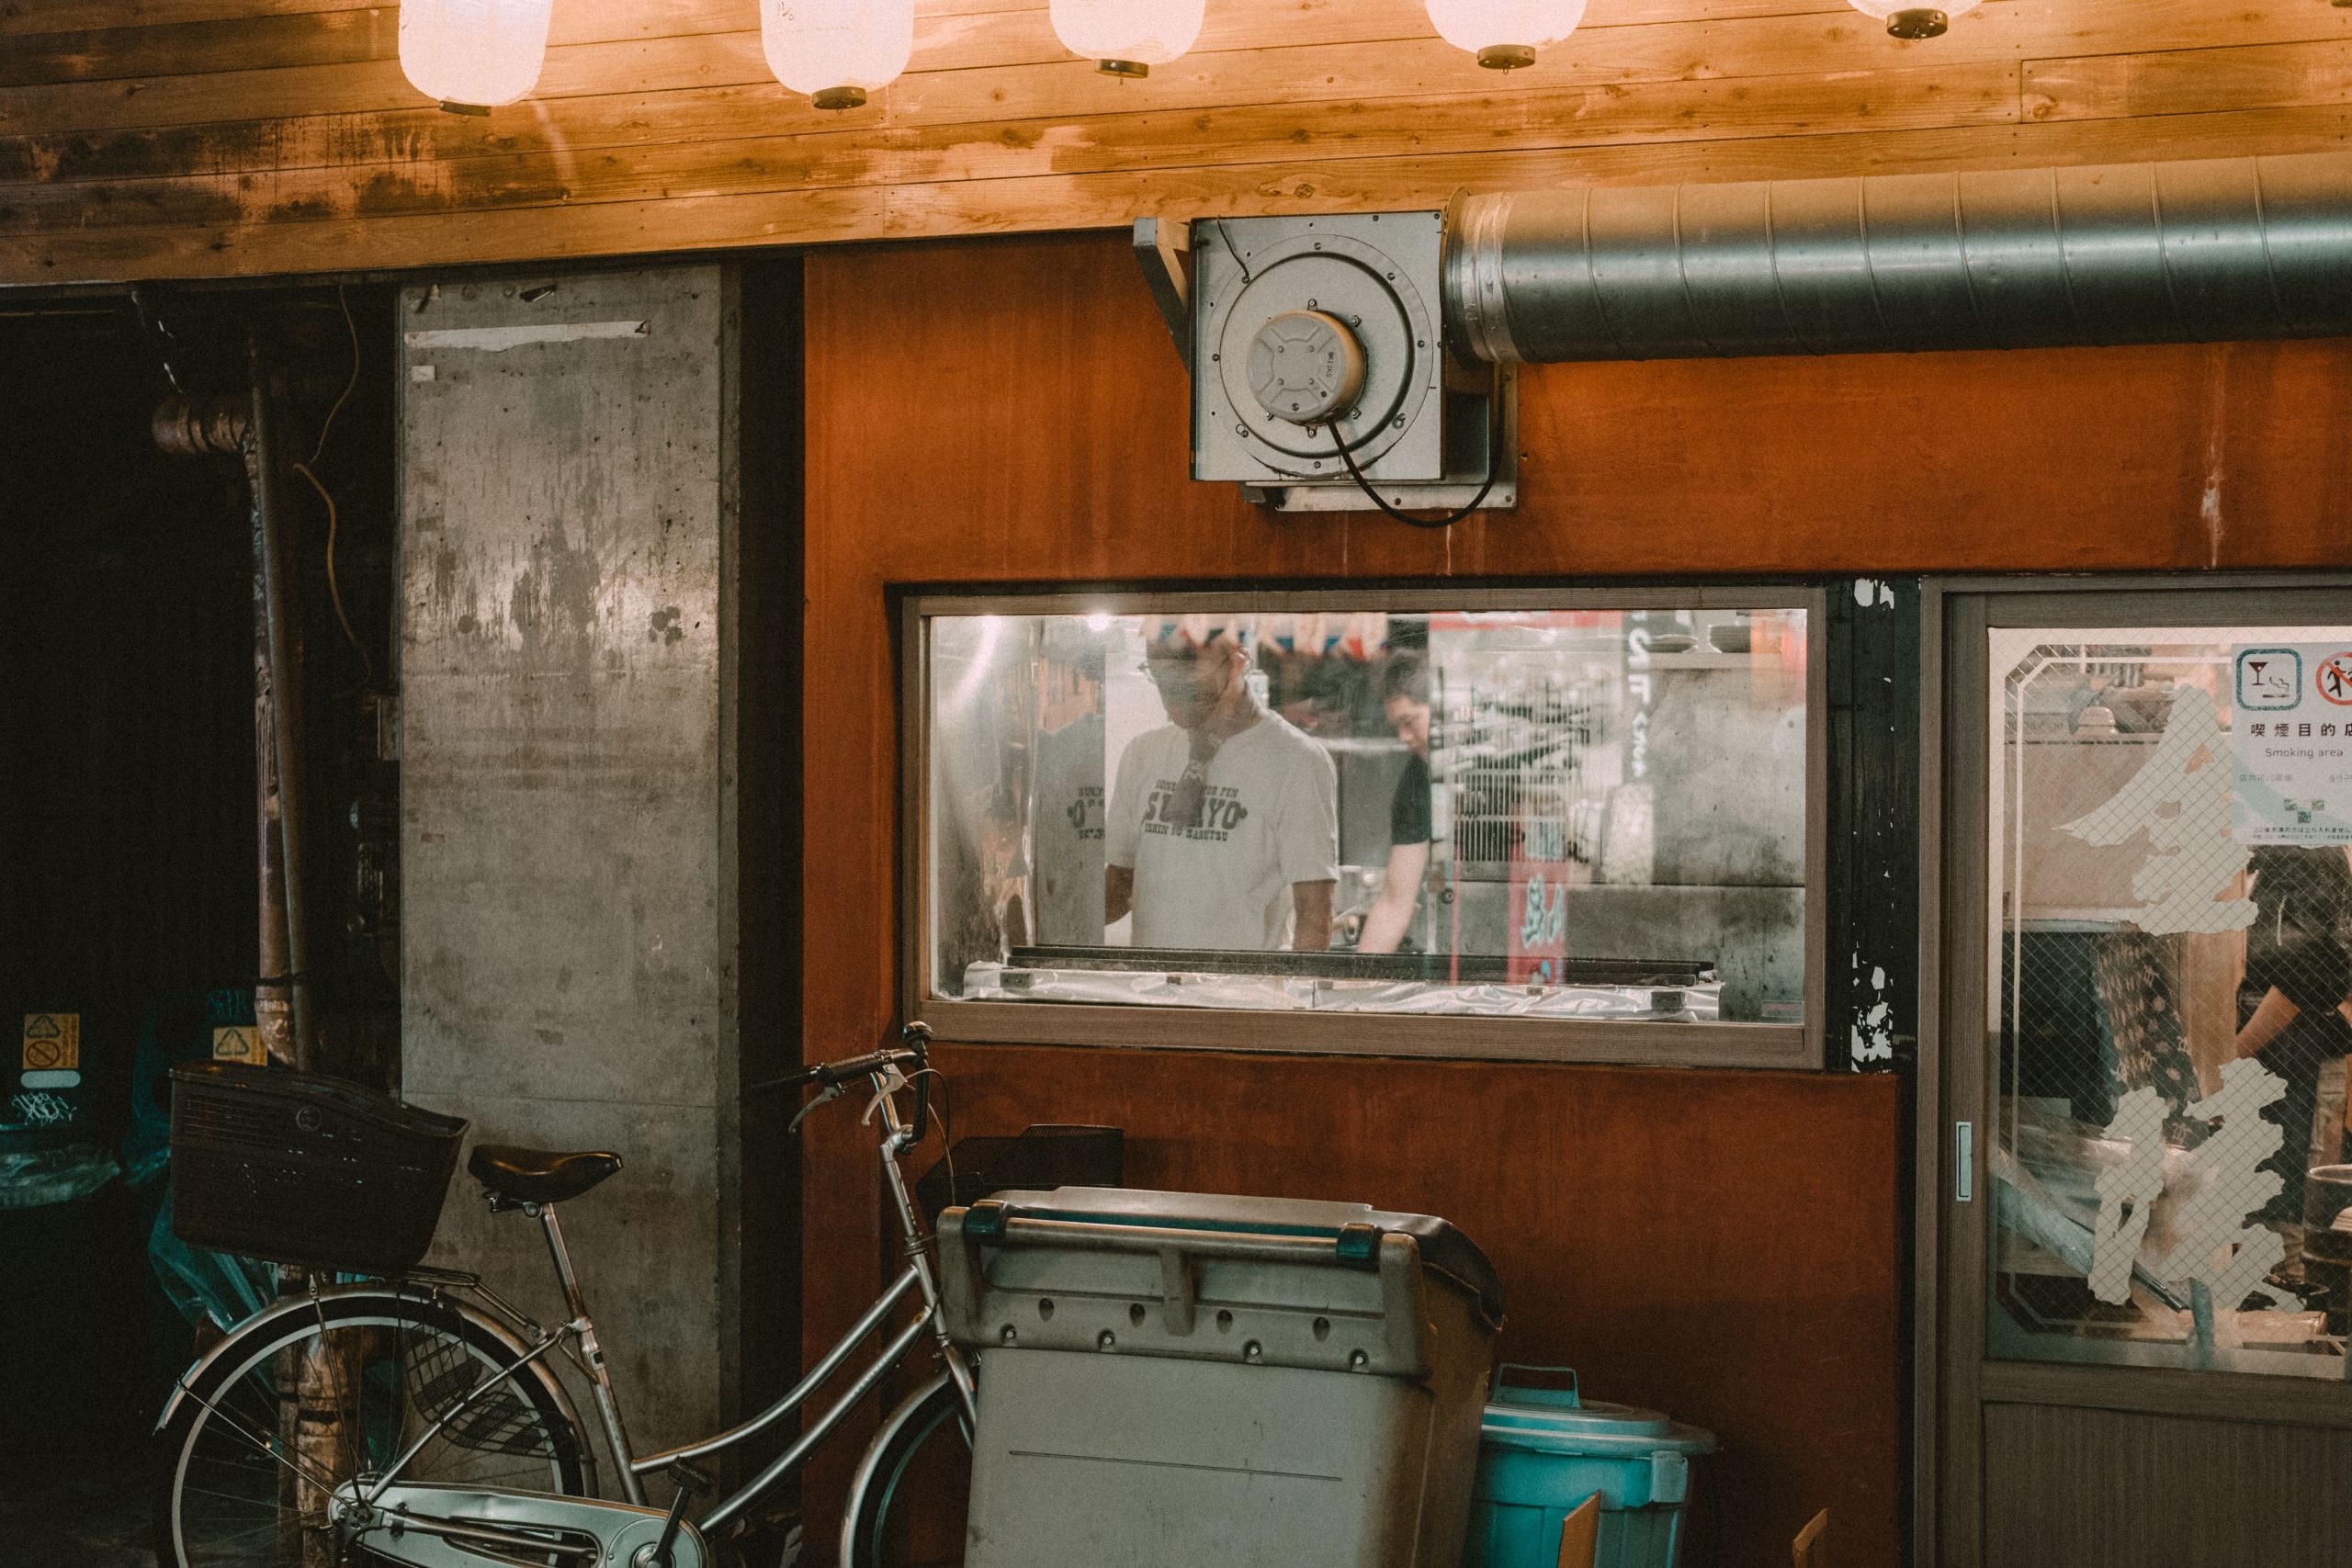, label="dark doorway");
[0,288,400,1553]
